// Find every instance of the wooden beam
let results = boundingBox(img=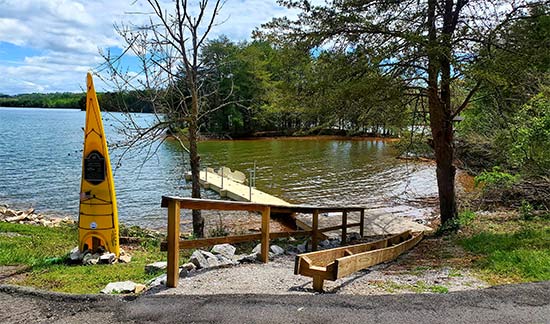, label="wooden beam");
[295,218,328,240]
[261,206,271,263]
[319,222,361,233]
[294,231,423,292]
[166,200,180,288]
[359,209,365,237]
[160,230,313,251]
[335,231,422,279]
[161,196,268,212]
[311,209,319,251]
[341,211,348,244]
